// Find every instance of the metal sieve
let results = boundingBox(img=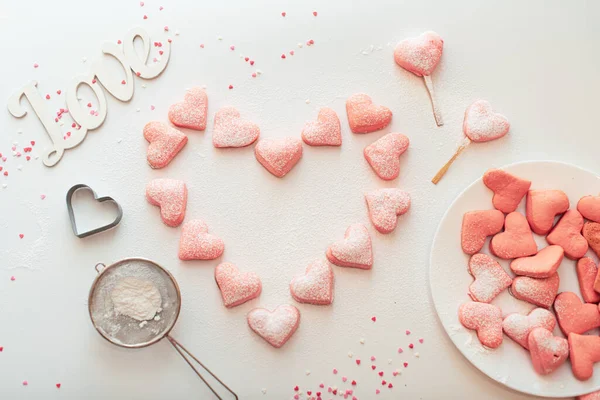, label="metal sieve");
[88,257,237,399]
